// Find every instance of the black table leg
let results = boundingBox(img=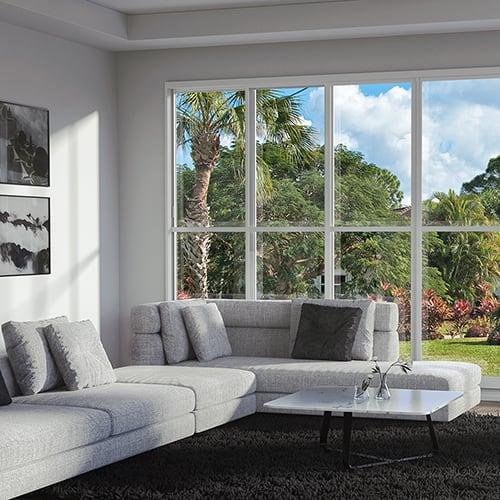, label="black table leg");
[426,414,439,454]
[342,412,353,469]
[320,412,441,469]
[320,411,332,448]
